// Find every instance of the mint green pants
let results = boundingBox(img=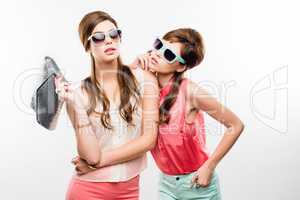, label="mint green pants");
[158,171,222,200]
